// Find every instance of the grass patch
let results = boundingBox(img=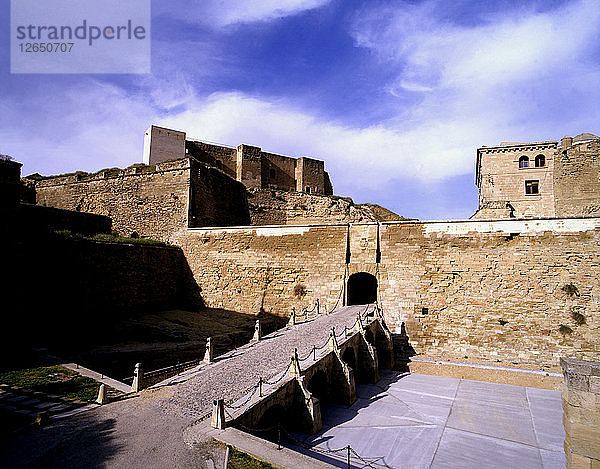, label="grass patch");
[572,310,586,325]
[559,324,573,335]
[0,365,105,403]
[53,229,166,246]
[498,319,508,326]
[562,283,579,297]
[228,447,275,469]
